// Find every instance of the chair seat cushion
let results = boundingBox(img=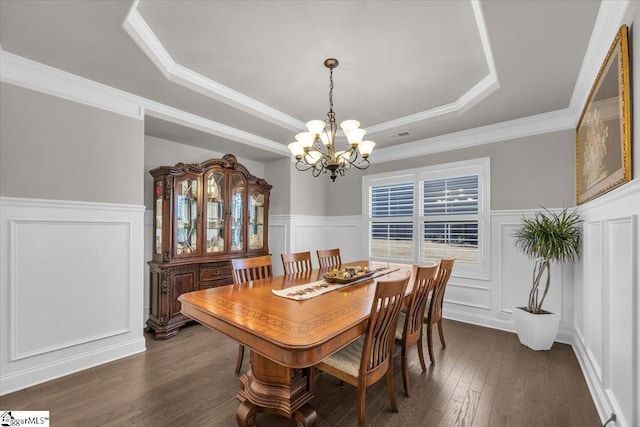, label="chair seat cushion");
[395,312,406,340]
[320,336,365,378]
[423,297,432,321]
